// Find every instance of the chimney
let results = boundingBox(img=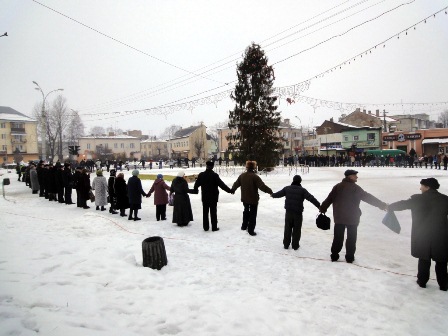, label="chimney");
[355,108,360,113]
[363,109,367,114]
[330,117,334,122]
[108,131,115,136]
[376,109,380,117]
[368,110,371,115]
[284,118,290,125]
